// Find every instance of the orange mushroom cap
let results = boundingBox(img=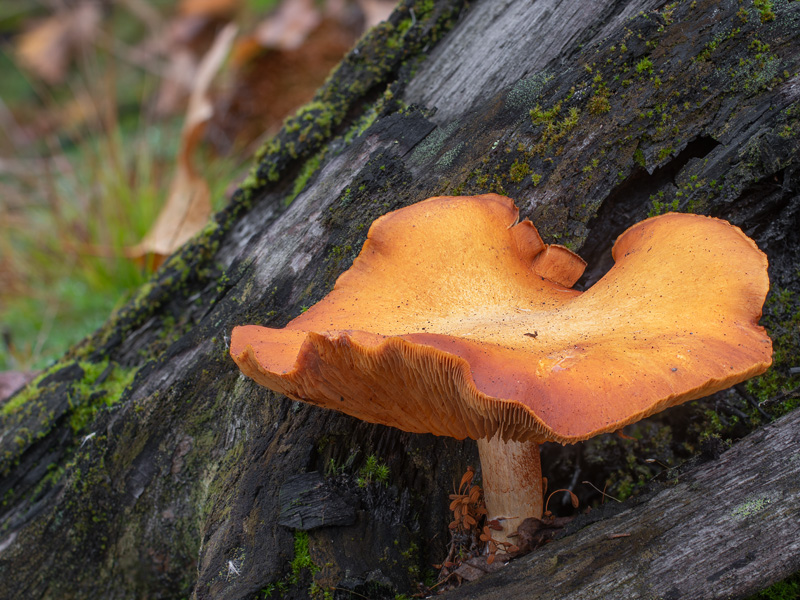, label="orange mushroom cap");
[230,194,772,444]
